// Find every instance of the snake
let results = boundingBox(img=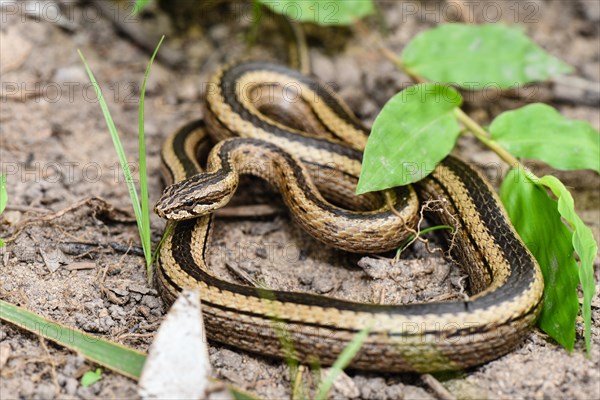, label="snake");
[153,59,544,372]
